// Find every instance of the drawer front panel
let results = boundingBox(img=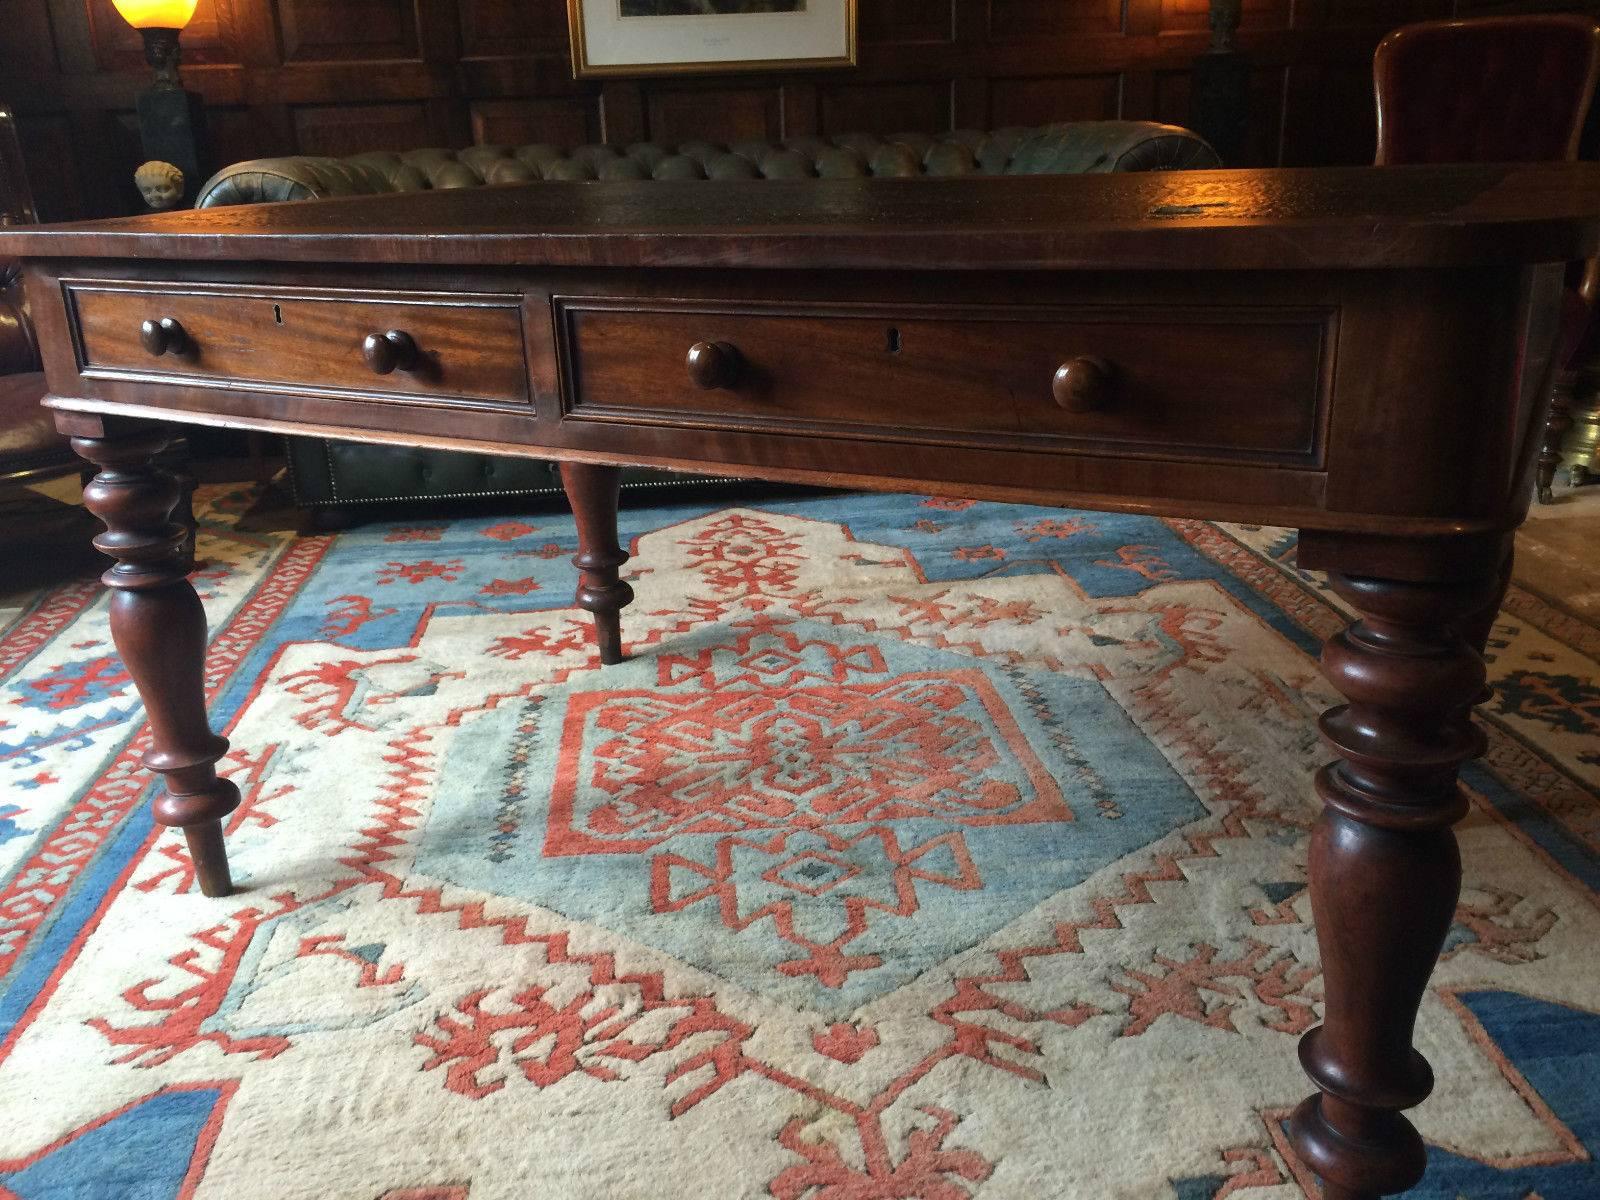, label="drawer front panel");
[558,299,1331,465]
[68,282,529,405]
